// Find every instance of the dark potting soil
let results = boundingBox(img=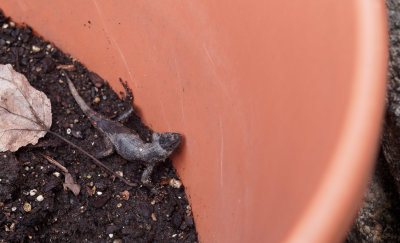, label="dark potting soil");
[0,10,197,242]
